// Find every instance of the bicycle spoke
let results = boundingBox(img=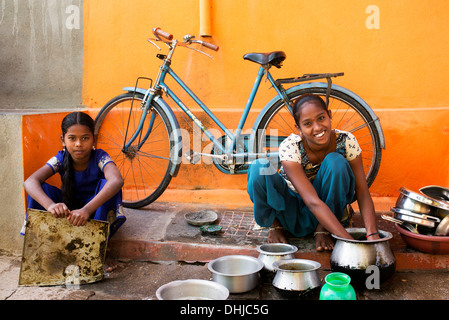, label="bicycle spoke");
[95,94,174,207]
[256,88,381,187]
